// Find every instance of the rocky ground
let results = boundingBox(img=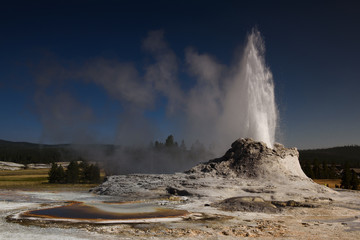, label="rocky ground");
[2,138,360,239]
[87,138,360,239]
